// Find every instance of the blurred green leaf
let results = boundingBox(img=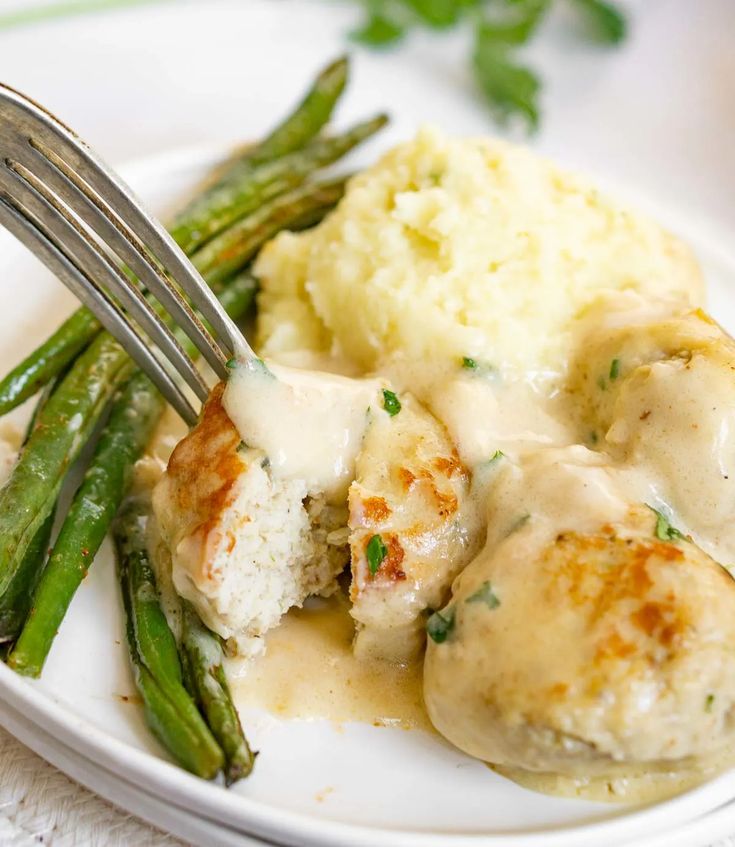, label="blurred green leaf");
[473,19,542,129]
[405,0,464,28]
[572,0,627,44]
[349,0,628,131]
[479,0,550,44]
[352,11,407,45]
